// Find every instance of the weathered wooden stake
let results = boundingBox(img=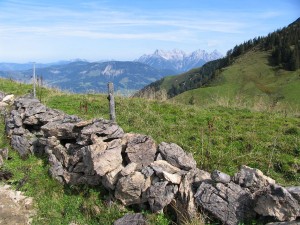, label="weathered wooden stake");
[108,82,116,122]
